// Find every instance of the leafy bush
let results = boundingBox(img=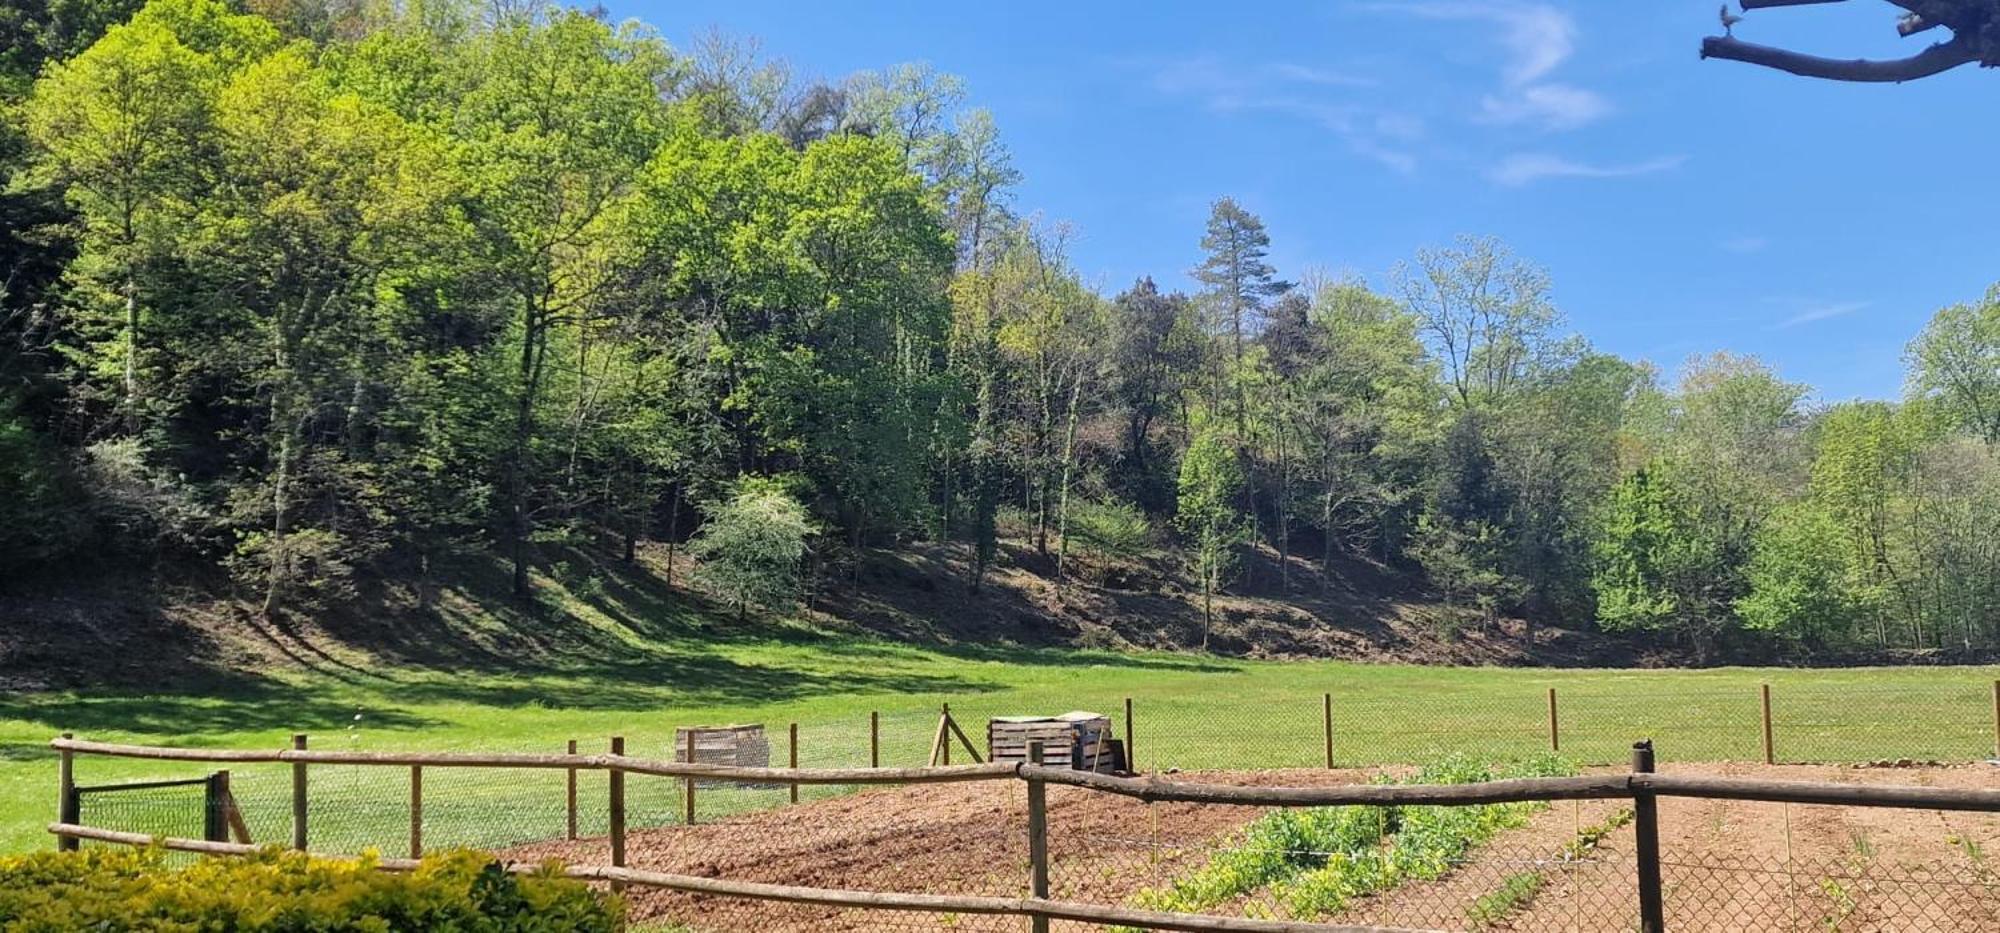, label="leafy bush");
[689,479,816,618]
[0,404,89,567]
[1065,498,1156,560]
[0,847,621,930]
